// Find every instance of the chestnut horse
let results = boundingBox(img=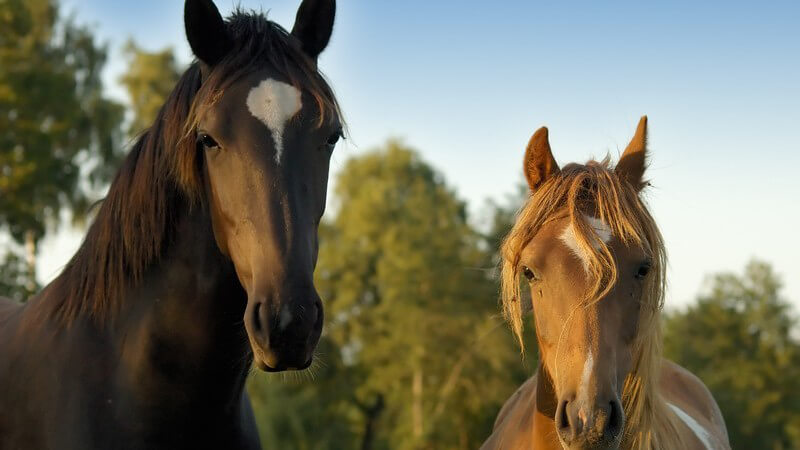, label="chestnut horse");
[0,1,342,448]
[482,117,730,449]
